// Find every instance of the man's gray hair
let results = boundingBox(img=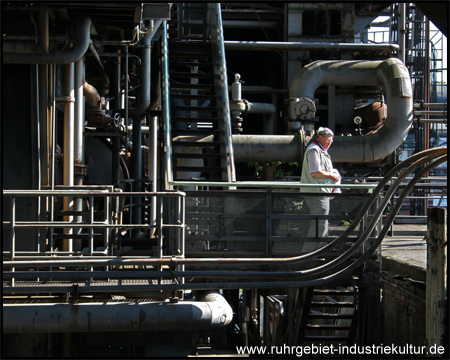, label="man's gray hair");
[316,127,334,137]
